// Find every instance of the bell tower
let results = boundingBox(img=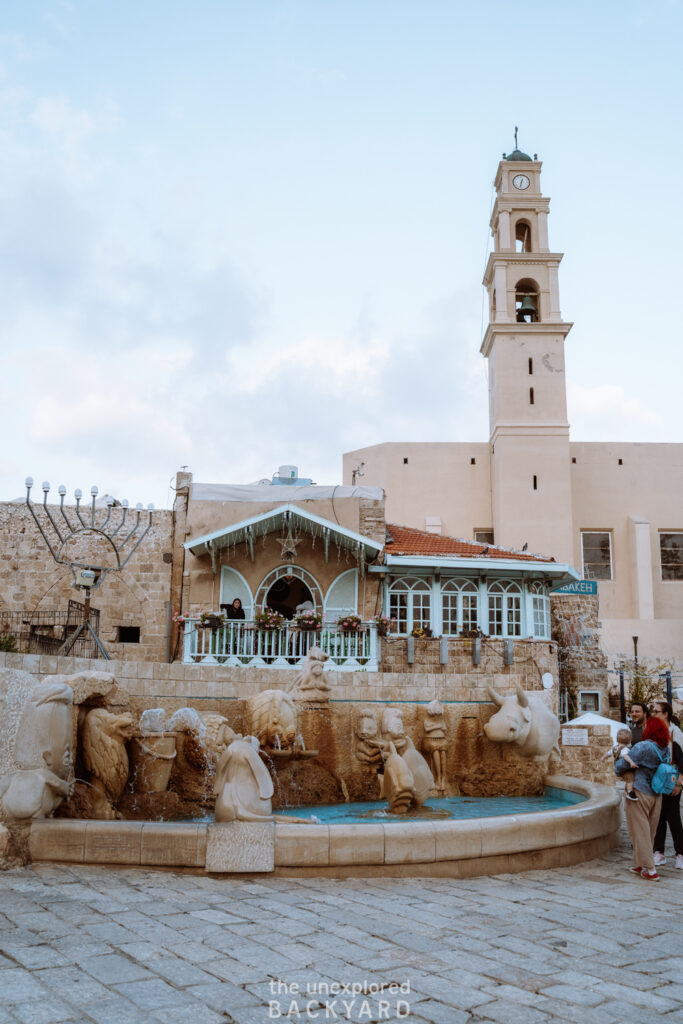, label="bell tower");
[481,137,574,564]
